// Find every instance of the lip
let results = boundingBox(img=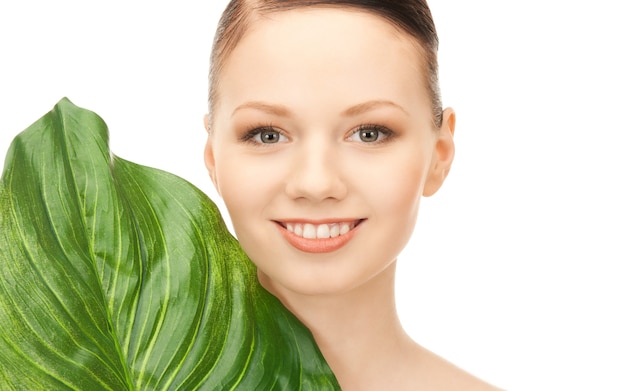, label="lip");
[273,218,365,253]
